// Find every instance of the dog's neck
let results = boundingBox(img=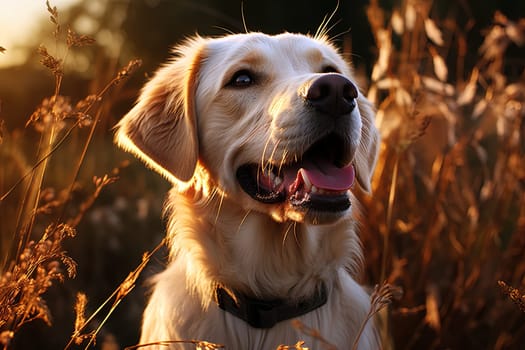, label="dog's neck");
[164,187,364,304]
[214,281,328,328]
